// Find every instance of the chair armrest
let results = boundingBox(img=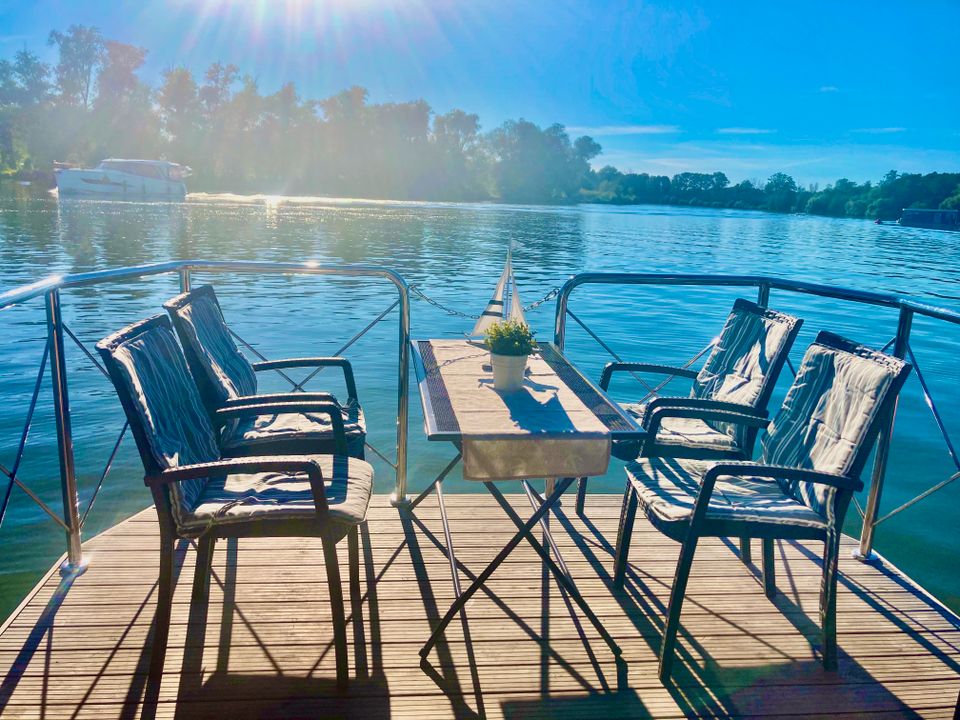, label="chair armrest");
[145,457,329,516]
[252,357,358,401]
[600,362,698,390]
[645,397,767,416]
[704,462,863,493]
[215,401,347,455]
[223,392,340,408]
[645,404,770,438]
